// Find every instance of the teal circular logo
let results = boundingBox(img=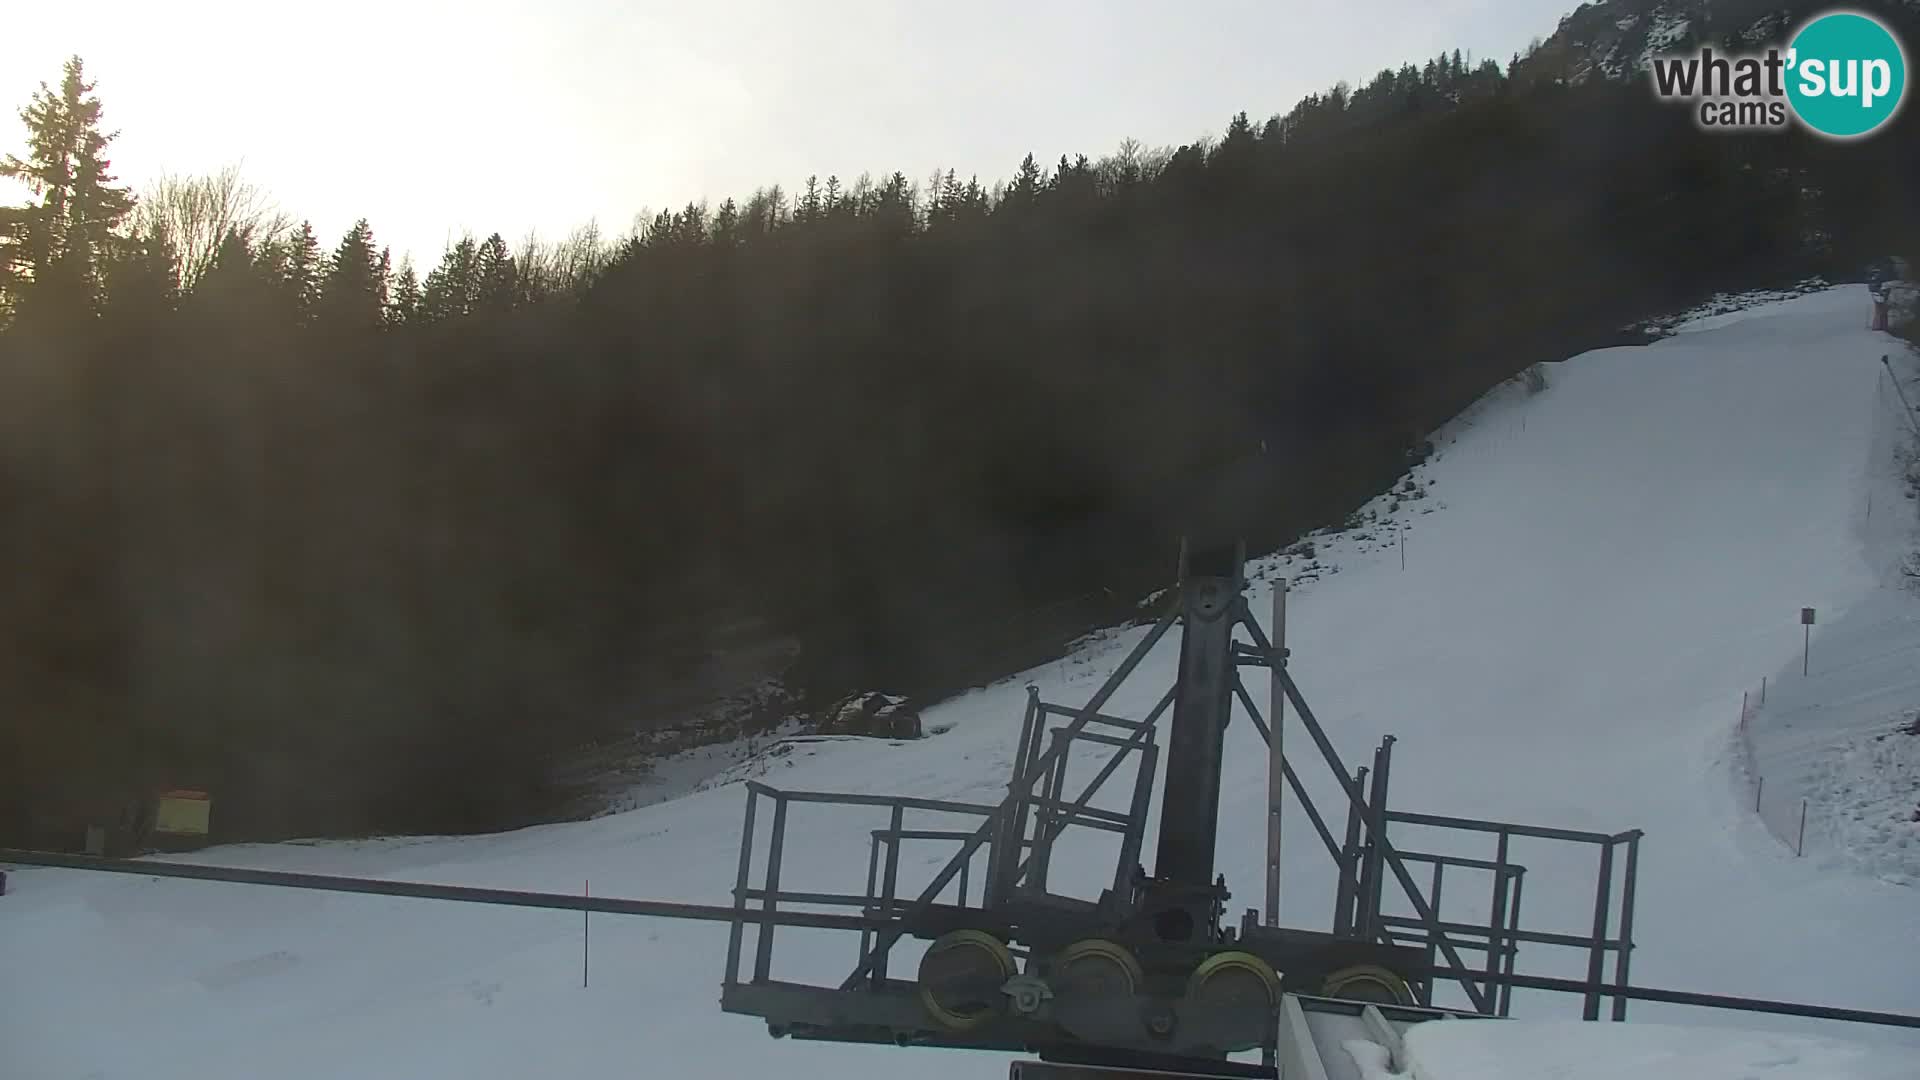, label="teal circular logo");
[1786,11,1908,138]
